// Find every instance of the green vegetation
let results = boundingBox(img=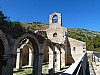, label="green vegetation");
[0,10,27,38]
[0,10,48,38]
[68,28,100,52]
[20,22,49,32]
[13,67,32,75]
